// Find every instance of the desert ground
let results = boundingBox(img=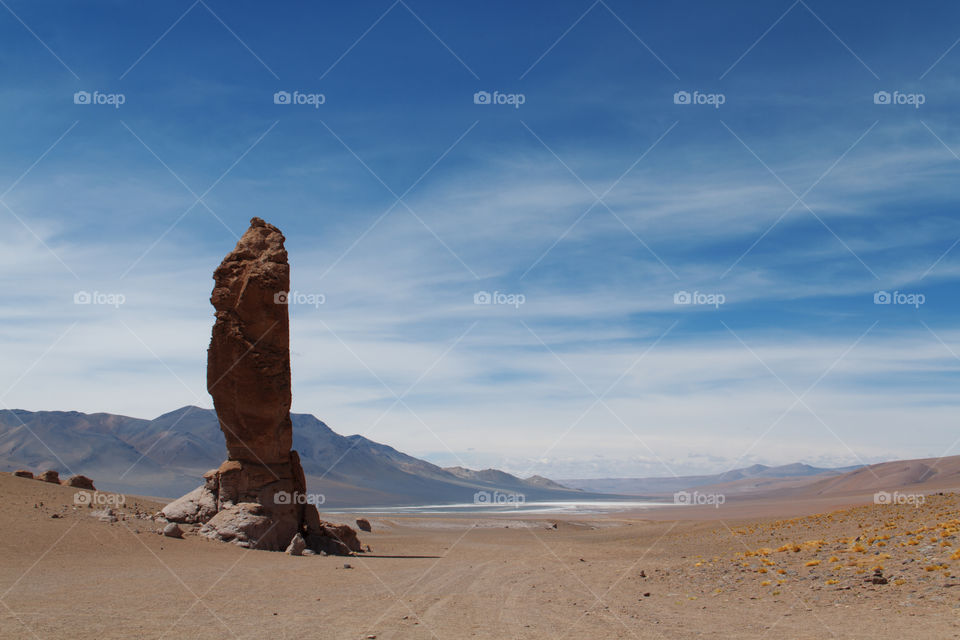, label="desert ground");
[2,473,959,639]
